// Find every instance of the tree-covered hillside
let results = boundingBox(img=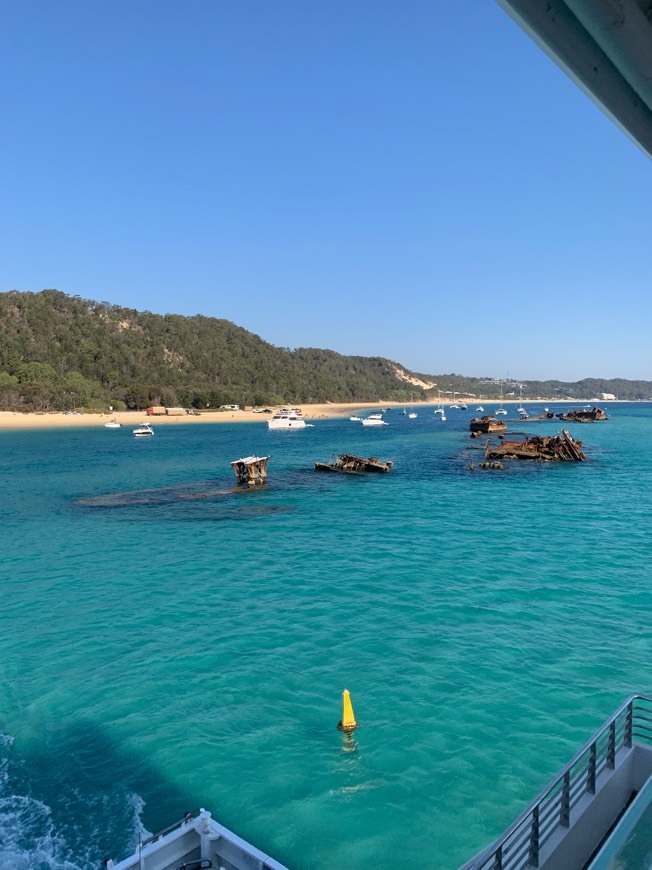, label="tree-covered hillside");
[1,290,650,411]
[0,290,432,410]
